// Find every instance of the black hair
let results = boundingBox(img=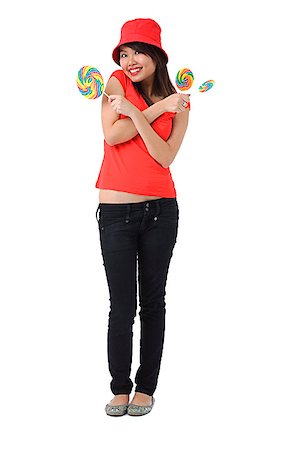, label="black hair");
[118,42,177,106]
